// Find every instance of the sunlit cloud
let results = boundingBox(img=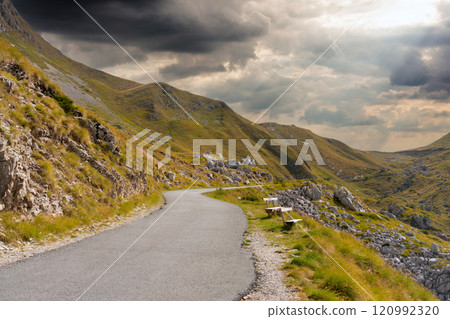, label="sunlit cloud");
[13,0,450,151]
